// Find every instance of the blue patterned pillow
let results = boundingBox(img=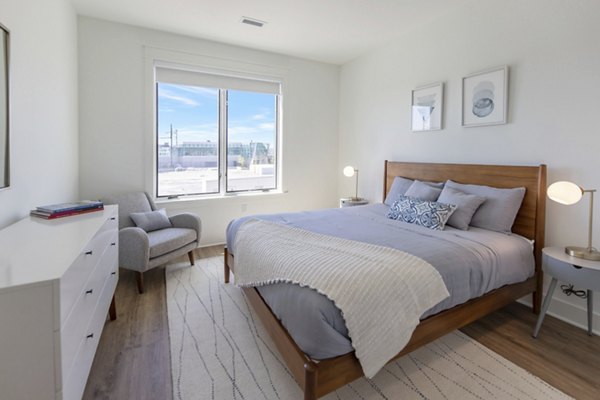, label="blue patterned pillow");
[387,196,457,230]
